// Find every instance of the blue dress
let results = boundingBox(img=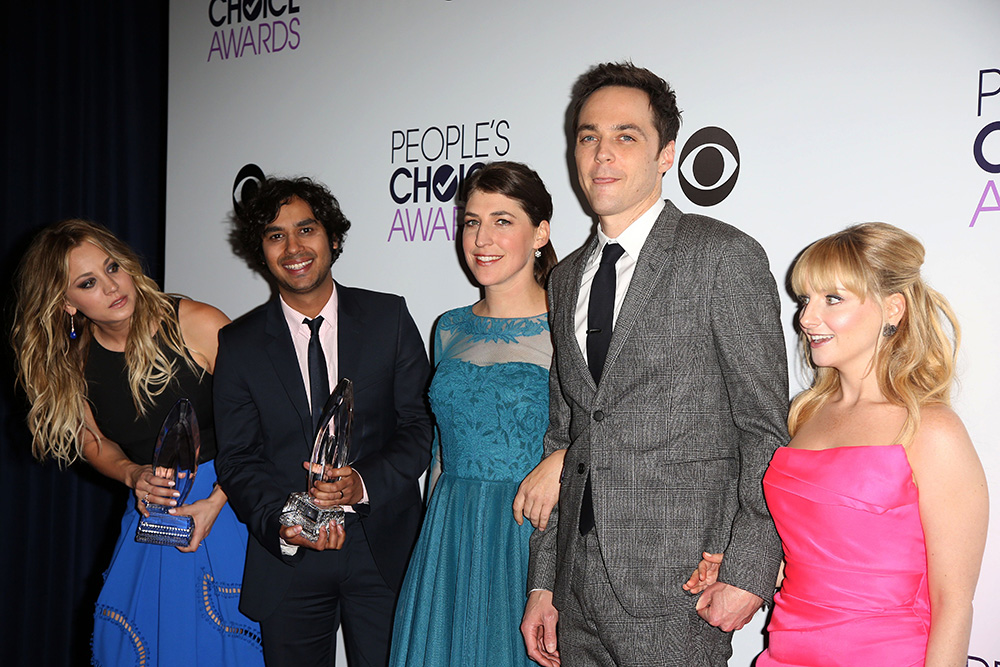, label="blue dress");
[390,306,552,667]
[85,334,263,666]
